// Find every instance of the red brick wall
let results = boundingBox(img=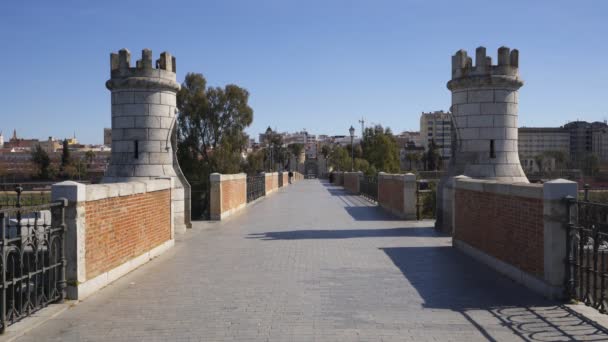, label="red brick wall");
[221,178,246,212]
[454,189,544,277]
[343,173,359,193]
[266,174,278,192]
[378,177,403,213]
[84,190,171,279]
